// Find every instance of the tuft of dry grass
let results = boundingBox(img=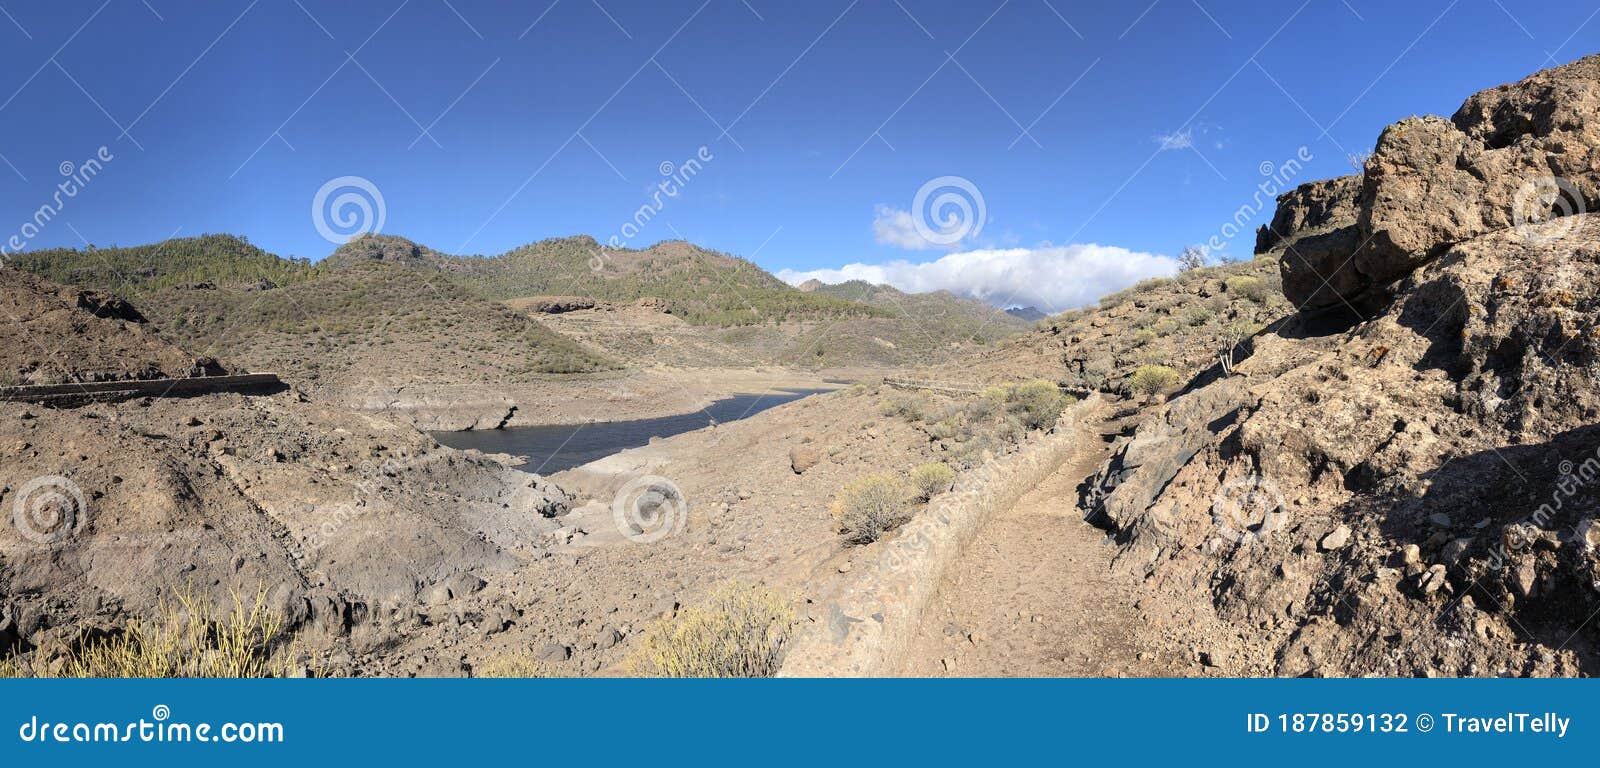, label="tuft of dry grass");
[1128,364,1181,396]
[832,473,913,545]
[9,586,299,679]
[909,462,956,502]
[475,653,551,678]
[629,581,795,678]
